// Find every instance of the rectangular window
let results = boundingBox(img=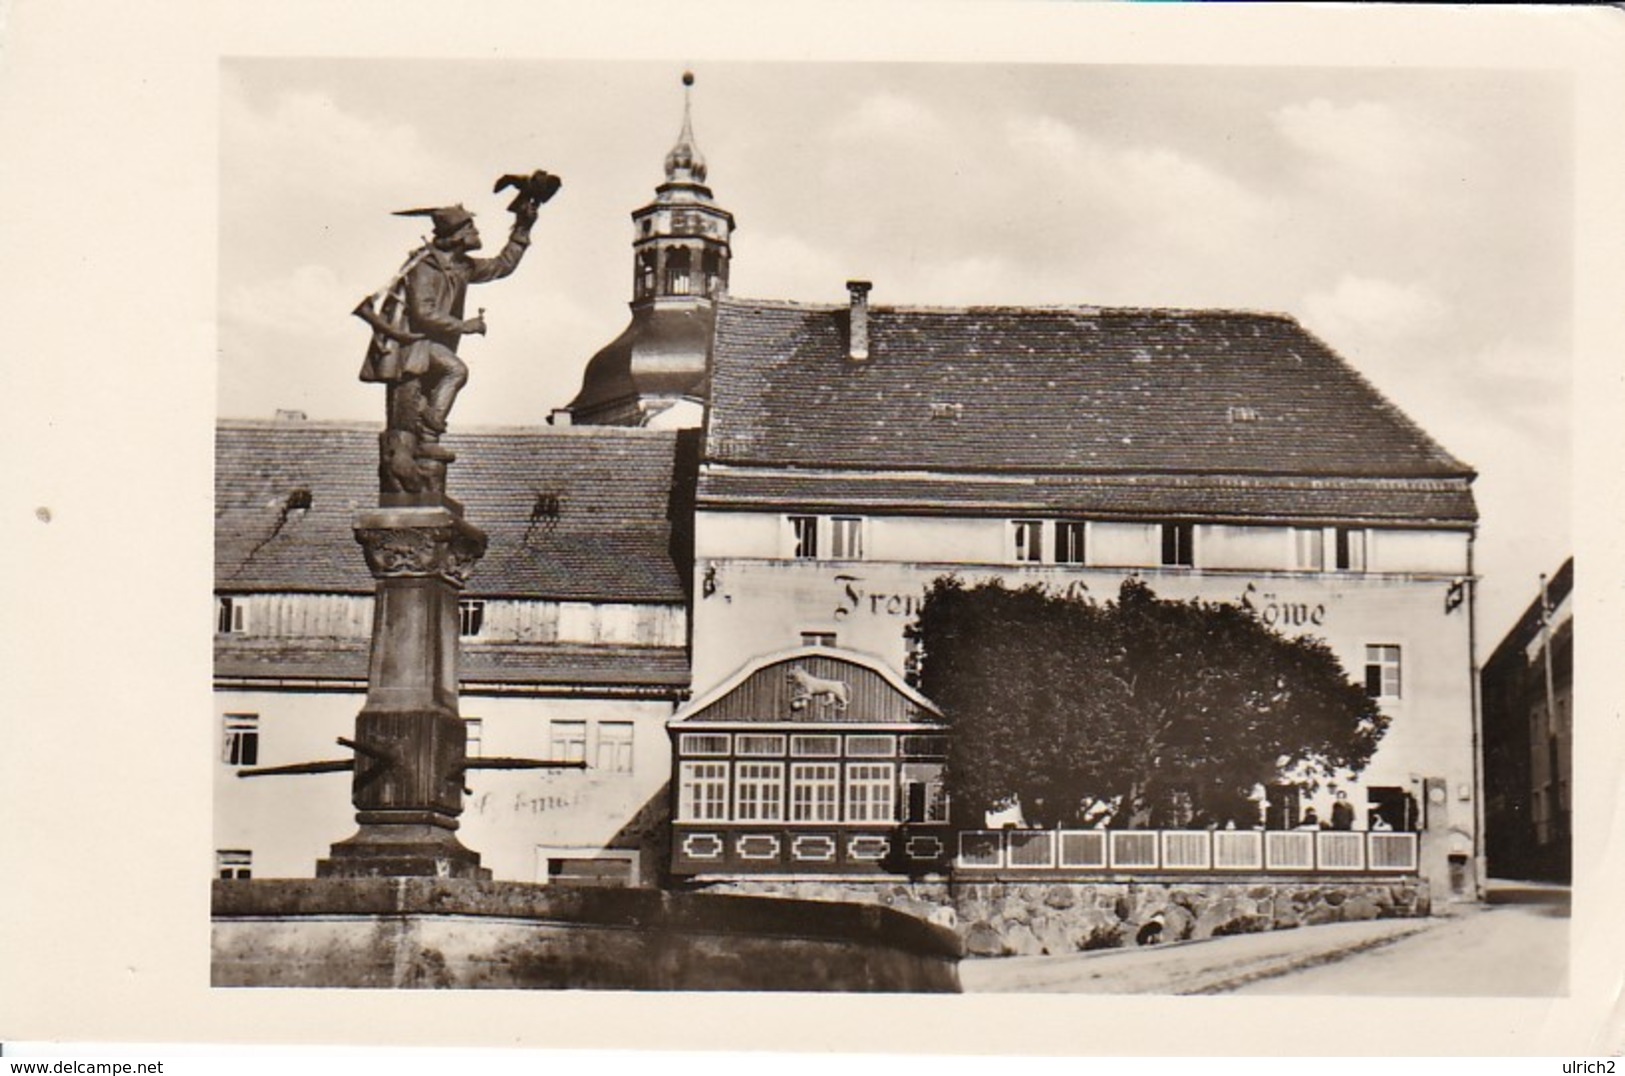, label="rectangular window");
[1337,528,1368,572]
[1054,521,1087,565]
[463,717,483,758]
[735,734,787,757]
[845,735,897,758]
[222,714,258,767]
[831,517,864,559]
[800,631,837,648]
[215,849,252,880]
[679,732,730,756]
[1365,645,1402,699]
[1012,520,1043,563]
[901,734,949,758]
[596,721,633,773]
[458,599,486,637]
[217,596,247,634]
[790,763,841,822]
[1293,528,1325,571]
[791,734,841,758]
[901,762,949,823]
[735,761,785,822]
[550,720,587,764]
[1161,523,1194,567]
[904,632,924,688]
[678,761,730,821]
[845,762,896,823]
[789,515,819,559]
